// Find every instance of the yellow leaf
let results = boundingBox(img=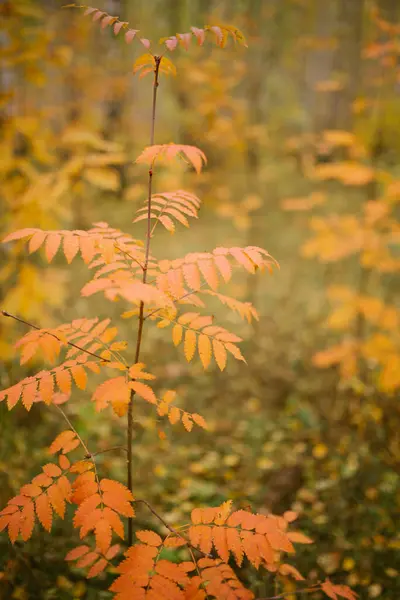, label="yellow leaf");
[184,330,196,362]
[212,339,227,371]
[84,168,119,191]
[198,334,211,369]
[70,365,87,390]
